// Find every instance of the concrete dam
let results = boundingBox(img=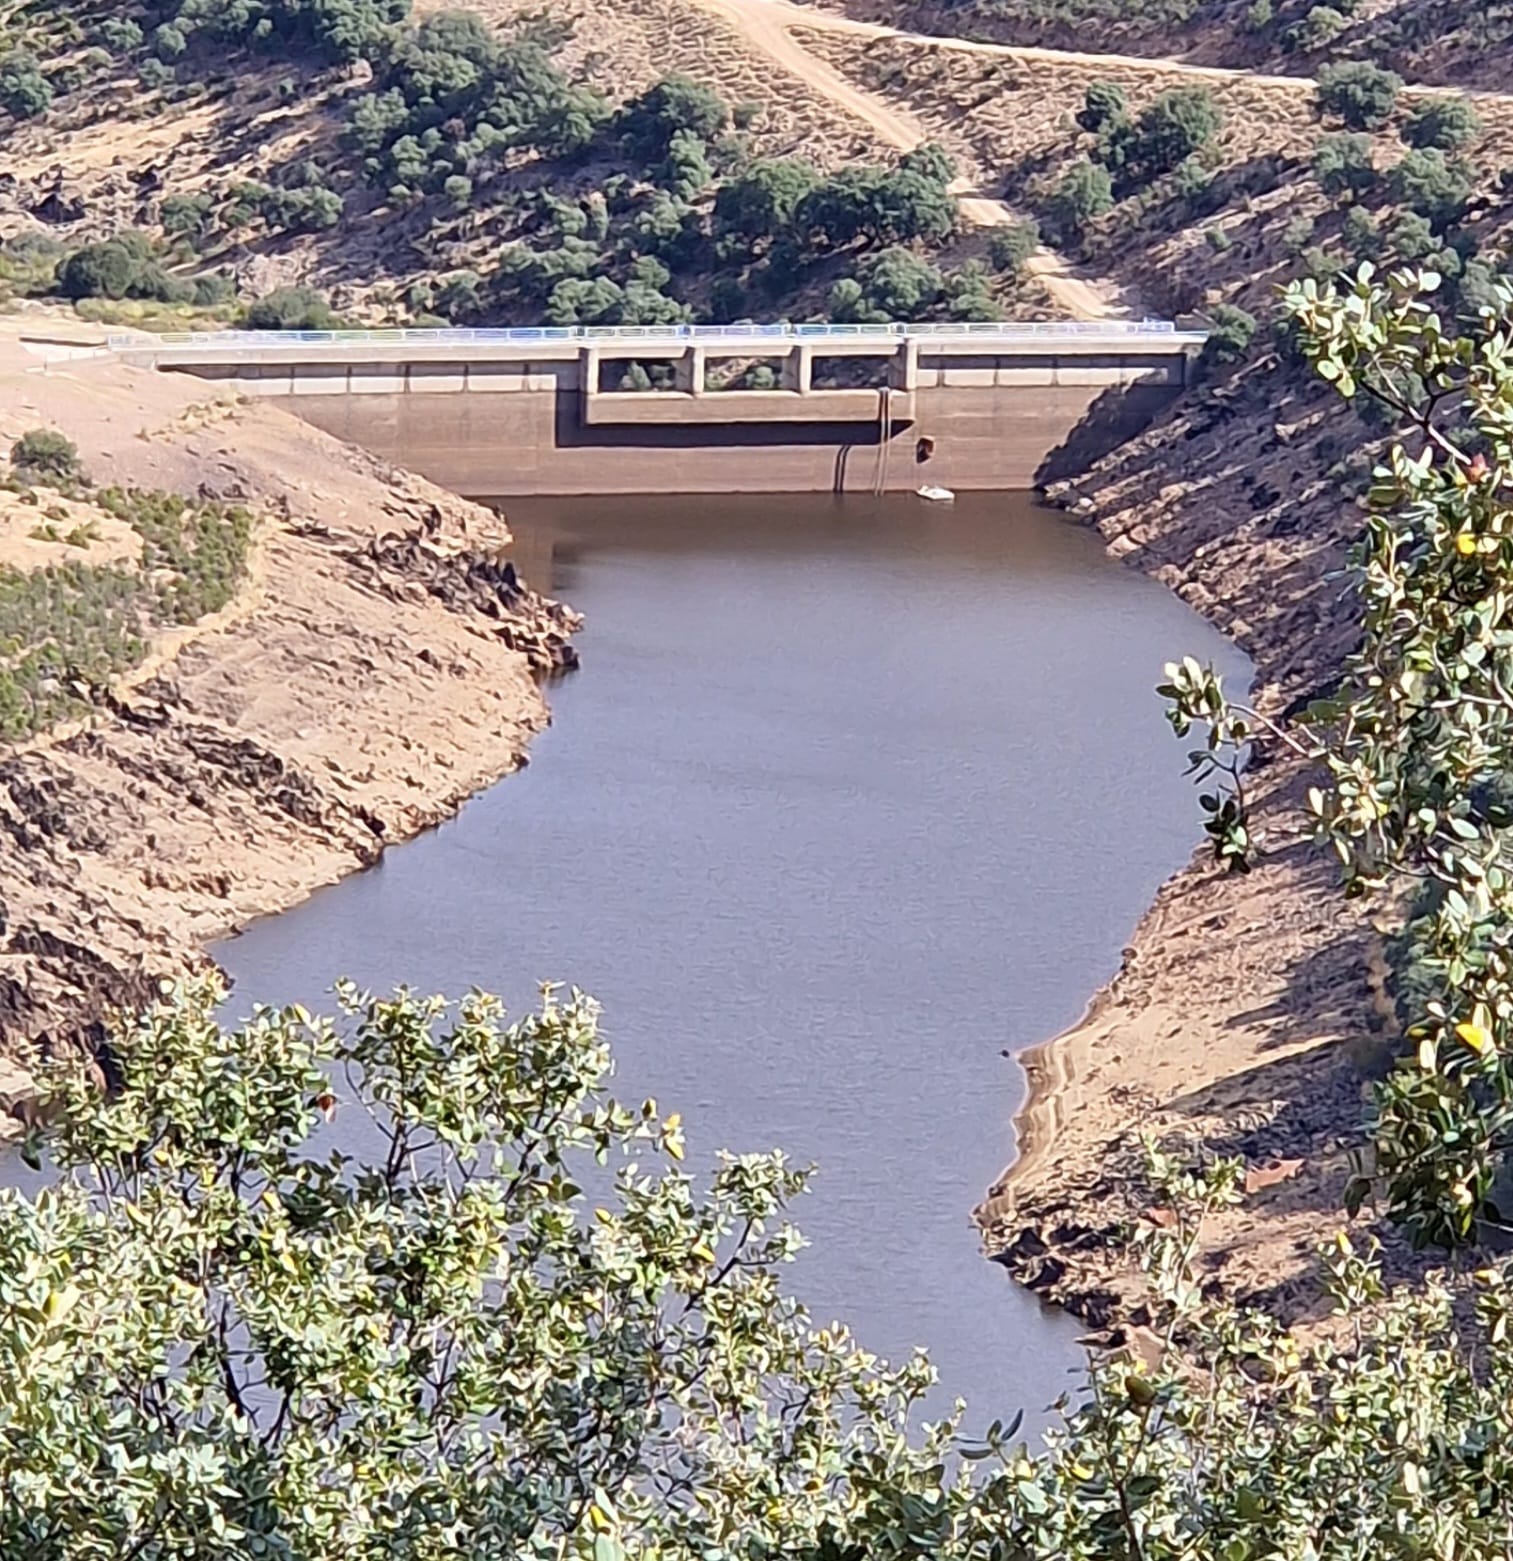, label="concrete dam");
[111,322,1207,496]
